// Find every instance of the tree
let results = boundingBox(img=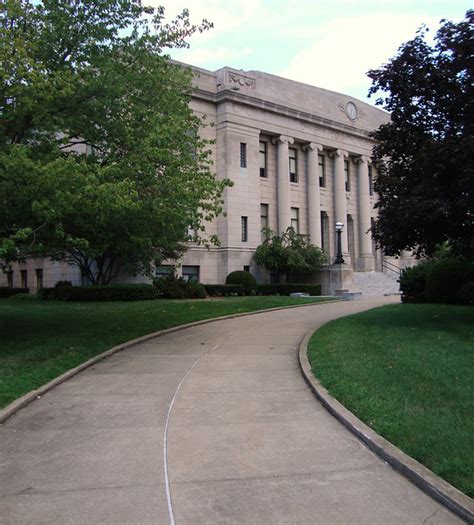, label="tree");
[0,1,230,284]
[253,227,327,282]
[367,10,474,260]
